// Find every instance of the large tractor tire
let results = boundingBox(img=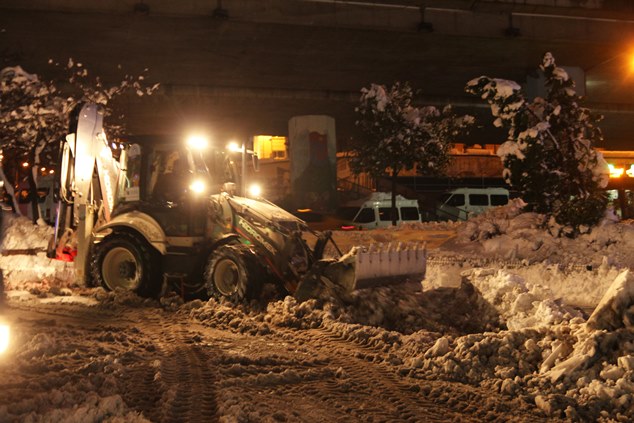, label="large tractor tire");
[204,244,262,302]
[90,231,161,298]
